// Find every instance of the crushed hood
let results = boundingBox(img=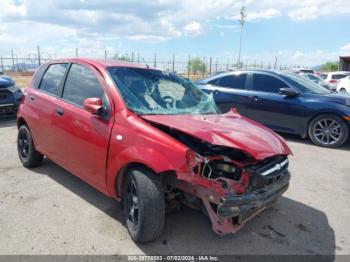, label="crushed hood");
[141,109,292,160]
